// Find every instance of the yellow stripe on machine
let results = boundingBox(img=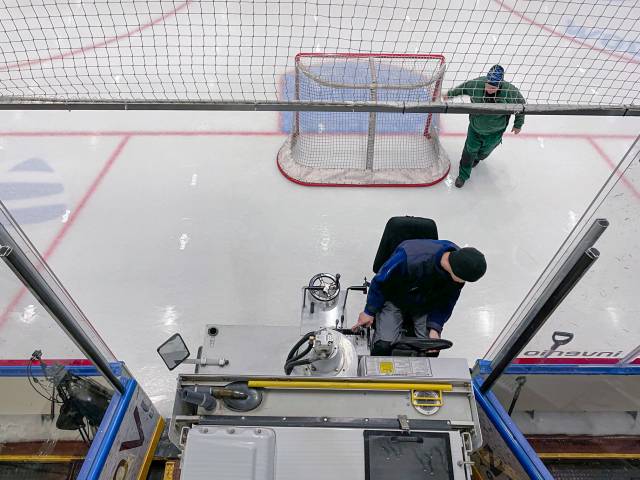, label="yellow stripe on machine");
[136,416,165,480]
[163,461,177,480]
[247,380,453,407]
[538,452,640,460]
[0,455,83,463]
